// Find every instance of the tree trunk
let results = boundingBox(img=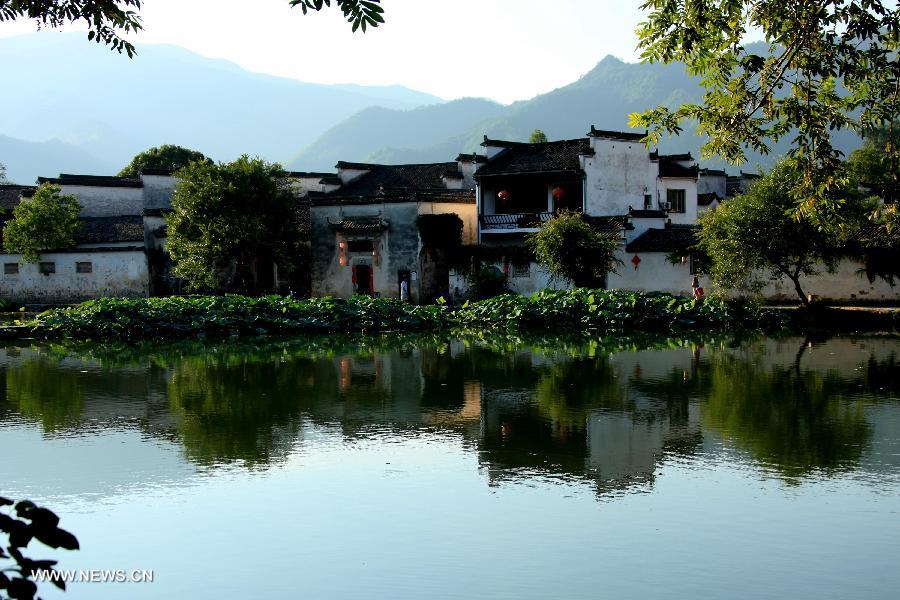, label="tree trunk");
[789,274,809,306]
